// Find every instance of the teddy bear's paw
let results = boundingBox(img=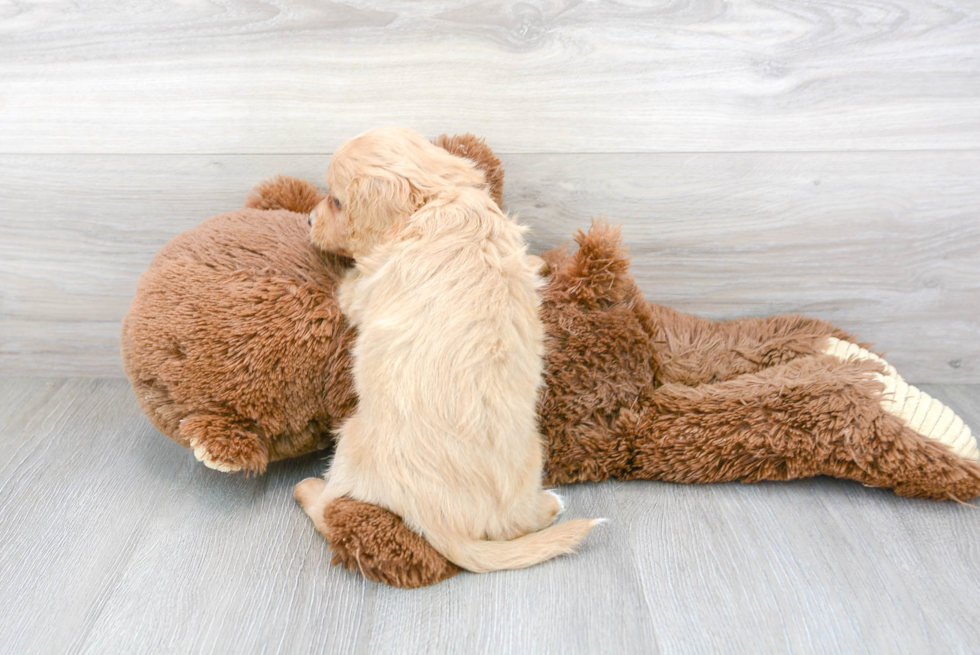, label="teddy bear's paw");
[191,440,243,473]
[822,337,977,460]
[179,413,269,474]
